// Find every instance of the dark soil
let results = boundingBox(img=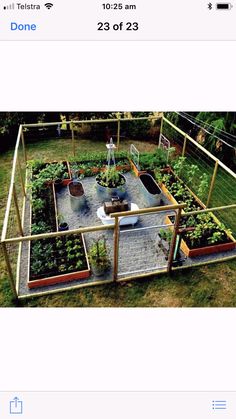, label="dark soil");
[69,182,84,197]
